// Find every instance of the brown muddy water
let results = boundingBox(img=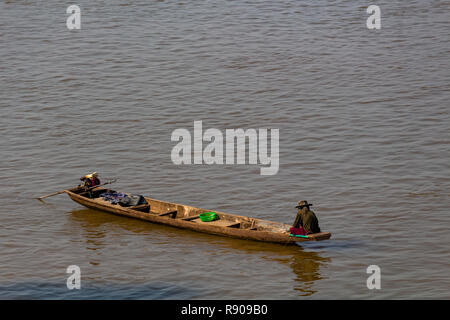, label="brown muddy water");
[0,1,449,299]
